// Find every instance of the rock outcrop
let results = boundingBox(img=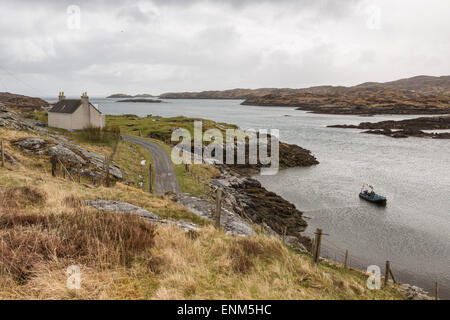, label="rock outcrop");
[209,166,310,251]
[13,137,123,180]
[171,193,256,237]
[328,116,450,139]
[85,199,161,220]
[85,199,199,232]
